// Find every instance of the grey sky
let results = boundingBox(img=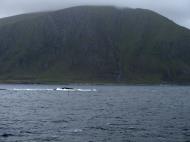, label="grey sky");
[0,0,190,29]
